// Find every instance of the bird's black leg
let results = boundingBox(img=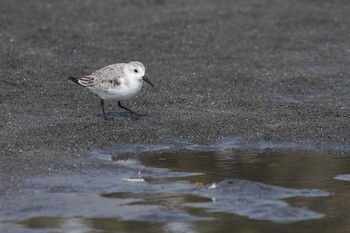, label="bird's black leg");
[100,99,107,120]
[118,101,138,114]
